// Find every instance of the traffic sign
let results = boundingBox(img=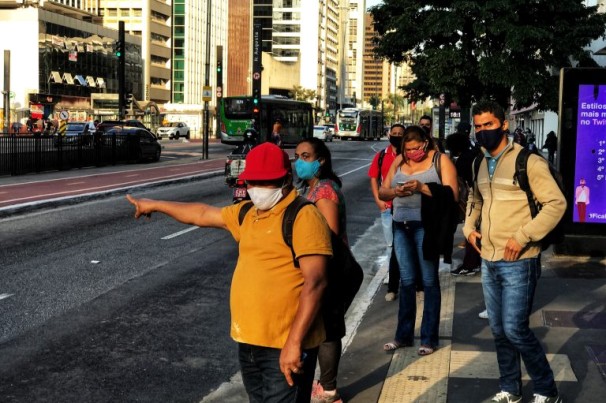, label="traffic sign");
[203,86,212,102]
[59,110,69,120]
[253,72,260,80]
